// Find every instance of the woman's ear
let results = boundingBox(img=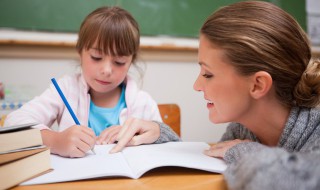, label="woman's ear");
[249,71,273,99]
